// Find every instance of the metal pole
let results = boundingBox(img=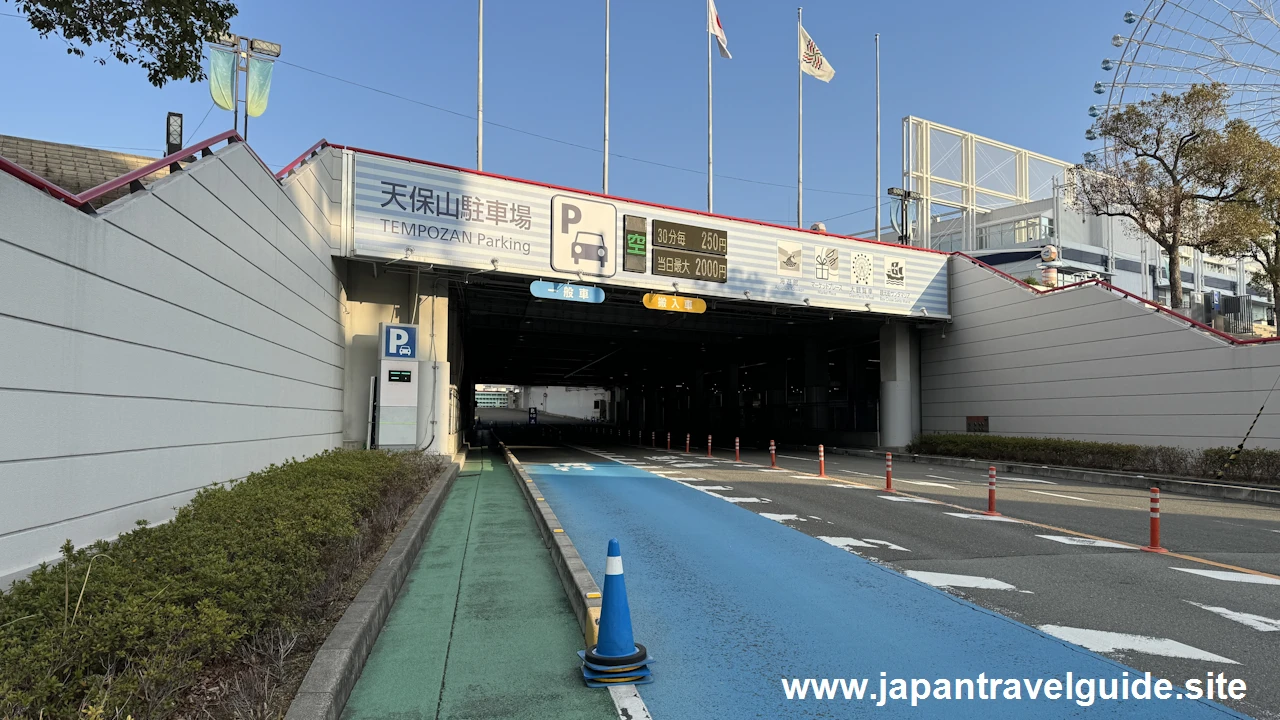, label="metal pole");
[707,29,714,213]
[875,33,881,243]
[603,0,610,194]
[797,8,803,229]
[477,0,484,171]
